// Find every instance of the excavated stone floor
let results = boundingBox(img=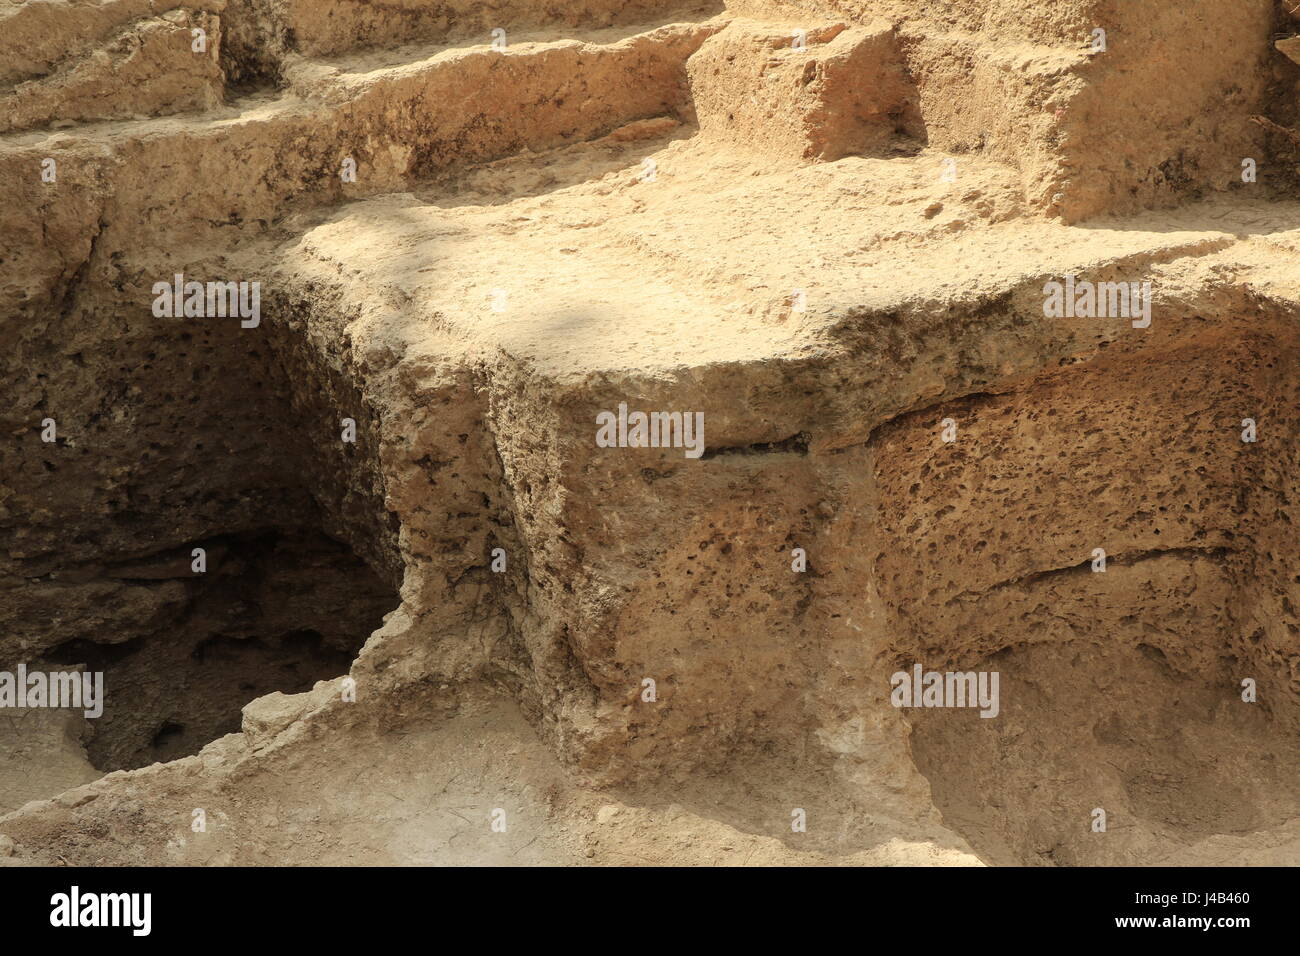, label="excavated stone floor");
[1,0,1299,866]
